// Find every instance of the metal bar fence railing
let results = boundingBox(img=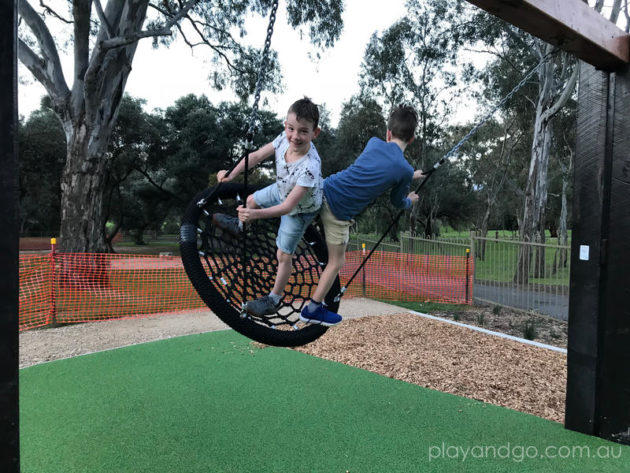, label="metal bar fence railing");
[346,232,570,320]
[471,236,570,320]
